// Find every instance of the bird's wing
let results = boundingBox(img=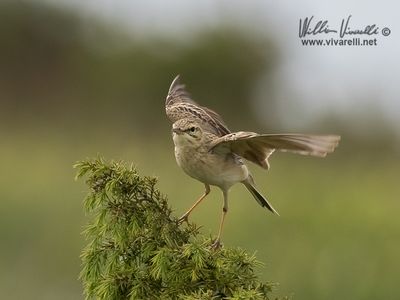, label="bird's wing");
[165,75,196,107]
[165,75,230,136]
[210,132,341,169]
